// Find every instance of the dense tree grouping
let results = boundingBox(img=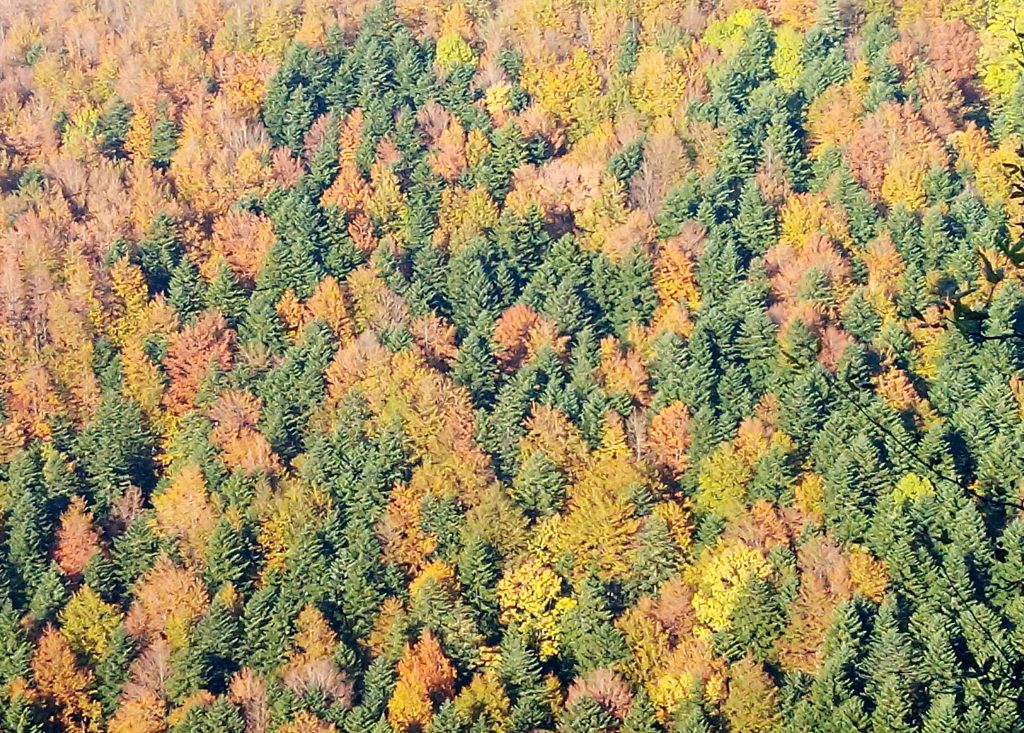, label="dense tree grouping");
[0,0,1023,731]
